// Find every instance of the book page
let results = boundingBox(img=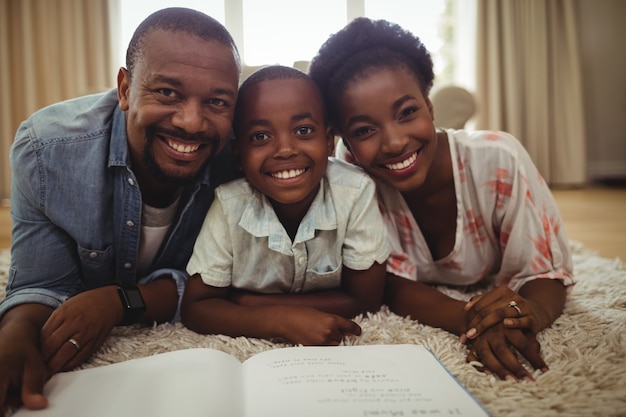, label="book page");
[242,344,488,417]
[13,348,244,417]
